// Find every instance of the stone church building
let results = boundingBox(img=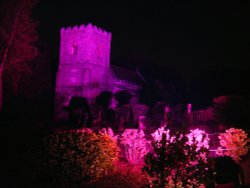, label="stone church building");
[55,23,142,120]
